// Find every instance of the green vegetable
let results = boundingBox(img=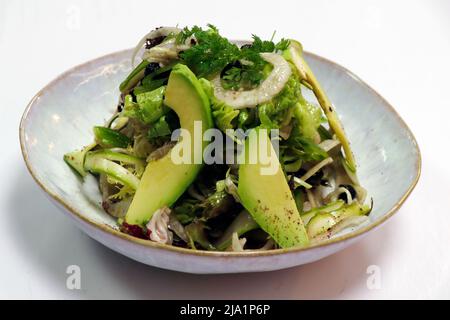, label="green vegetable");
[301,200,370,231]
[302,200,346,215]
[178,25,290,90]
[237,109,249,128]
[122,86,168,125]
[284,159,302,173]
[63,25,372,252]
[178,25,240,78]
[185,221,215,250]
[84,152,140,190]
[285,40,357,171]
[257,76,302,129]
[293,100,323,141]
[200,78,239,131]
[125,64,213,226]
[330,201,371,221]
[201,190,235,220]
[86,149,145,176]
[133,78,166,95]
[318,125,333,140]
[294,189,304,213]
[306,213,337,238]
[63,142,97,177]
[284,133,328,162]
[119,60,149,93]
[215,211,259,250]
[301,200,345,225]
[173,199,201,224]
[143,63,176,81]
[238,128,309,248]
[221,35,289,90]
[94,126,131,148]
[148,115,172,139]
